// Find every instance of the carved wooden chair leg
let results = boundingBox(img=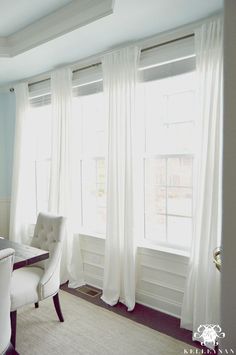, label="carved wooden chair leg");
[53,293,64,322]
[35,302,39,308]
[10,311,17,349]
